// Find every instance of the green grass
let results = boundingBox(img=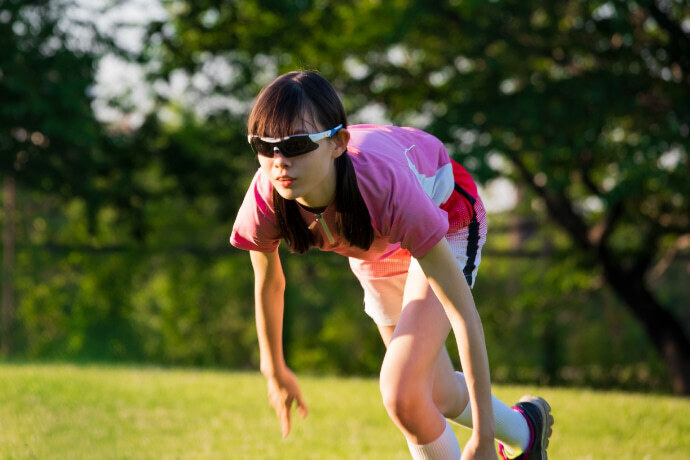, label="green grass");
[1,363,688,459]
